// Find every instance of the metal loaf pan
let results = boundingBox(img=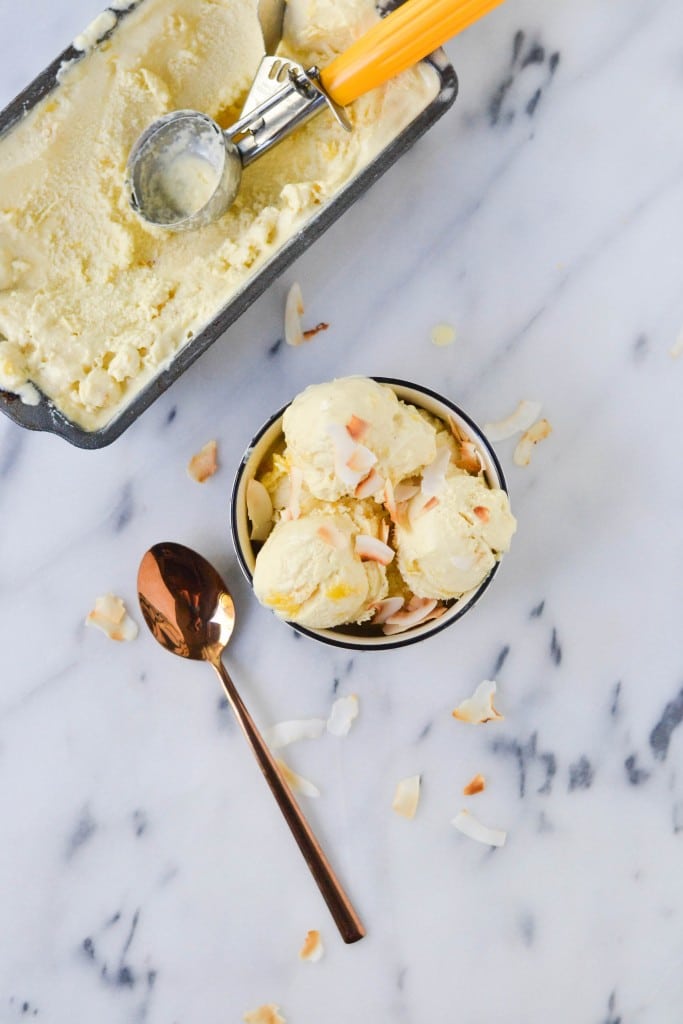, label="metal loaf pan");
[0,3,457,449]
